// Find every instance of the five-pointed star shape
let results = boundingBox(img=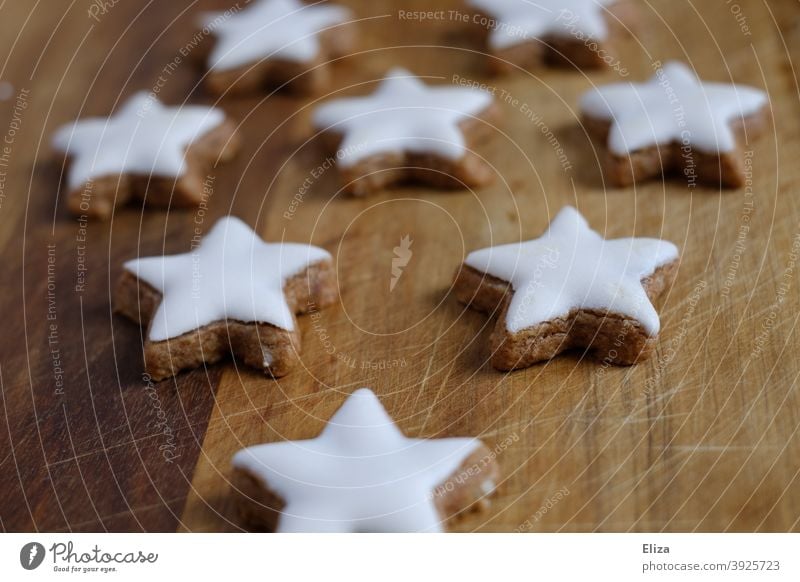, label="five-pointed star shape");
[52,92,225,191]
[204,0,351,71]
[469,0,615,49]
[312,67,494,168]
[580,60,768,155]
[464,206,678,336]
[232,388,489,532]
[124,216,331,342]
